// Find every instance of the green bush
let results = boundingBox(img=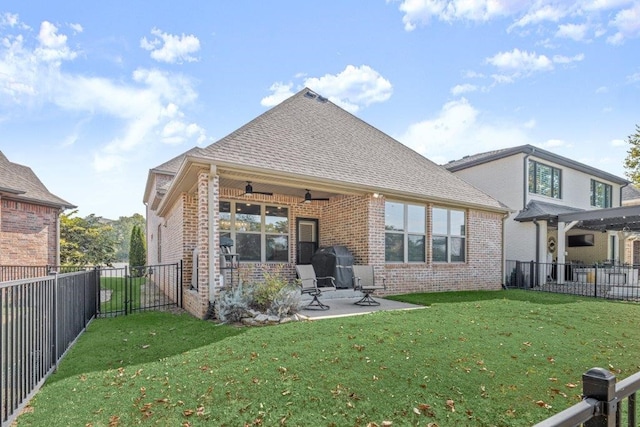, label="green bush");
[129,225,146,277]
[251,267,299,315]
